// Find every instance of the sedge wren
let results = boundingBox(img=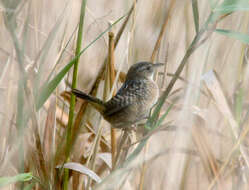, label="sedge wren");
[72,62,163,129]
